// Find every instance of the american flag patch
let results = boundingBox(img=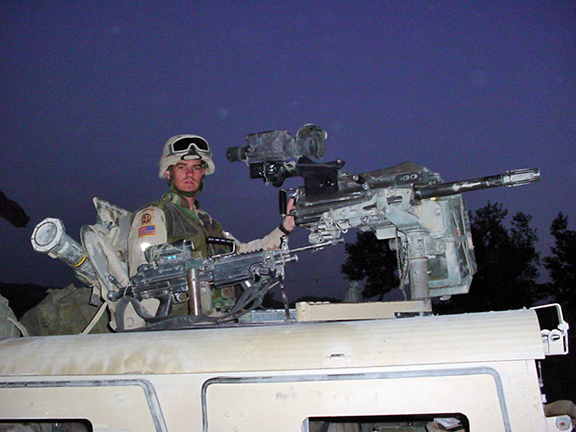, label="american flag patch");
[138,225,156,238]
